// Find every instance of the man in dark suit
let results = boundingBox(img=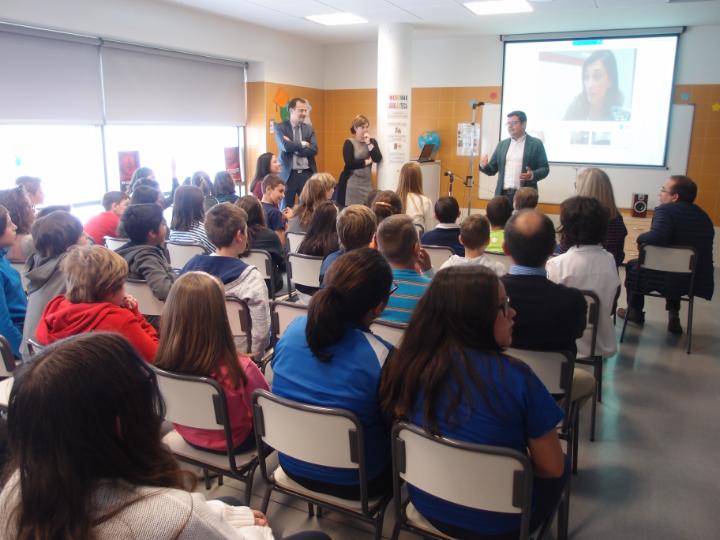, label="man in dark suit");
[619,175,715,334]
[273,97,318,208]
[501,210,593,403]
[480,110,550,204]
